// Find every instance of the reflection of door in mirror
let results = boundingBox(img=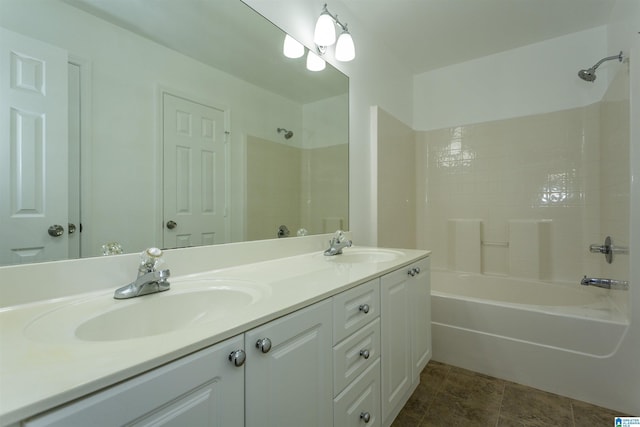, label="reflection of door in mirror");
[162,93,229,249]
[0,28,70,265]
